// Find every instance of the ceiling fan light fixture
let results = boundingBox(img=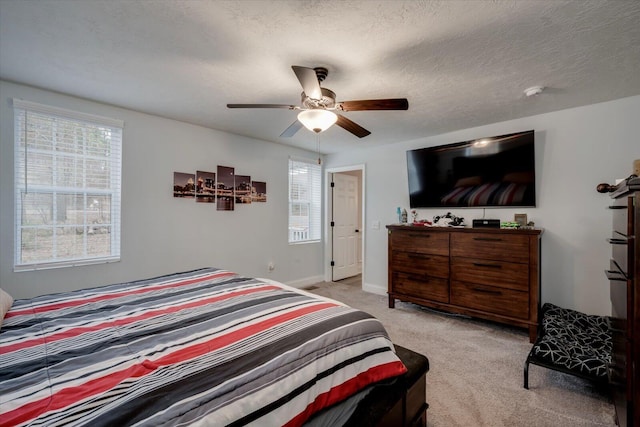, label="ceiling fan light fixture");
[524,86,544,97]
[297,109,337,133]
